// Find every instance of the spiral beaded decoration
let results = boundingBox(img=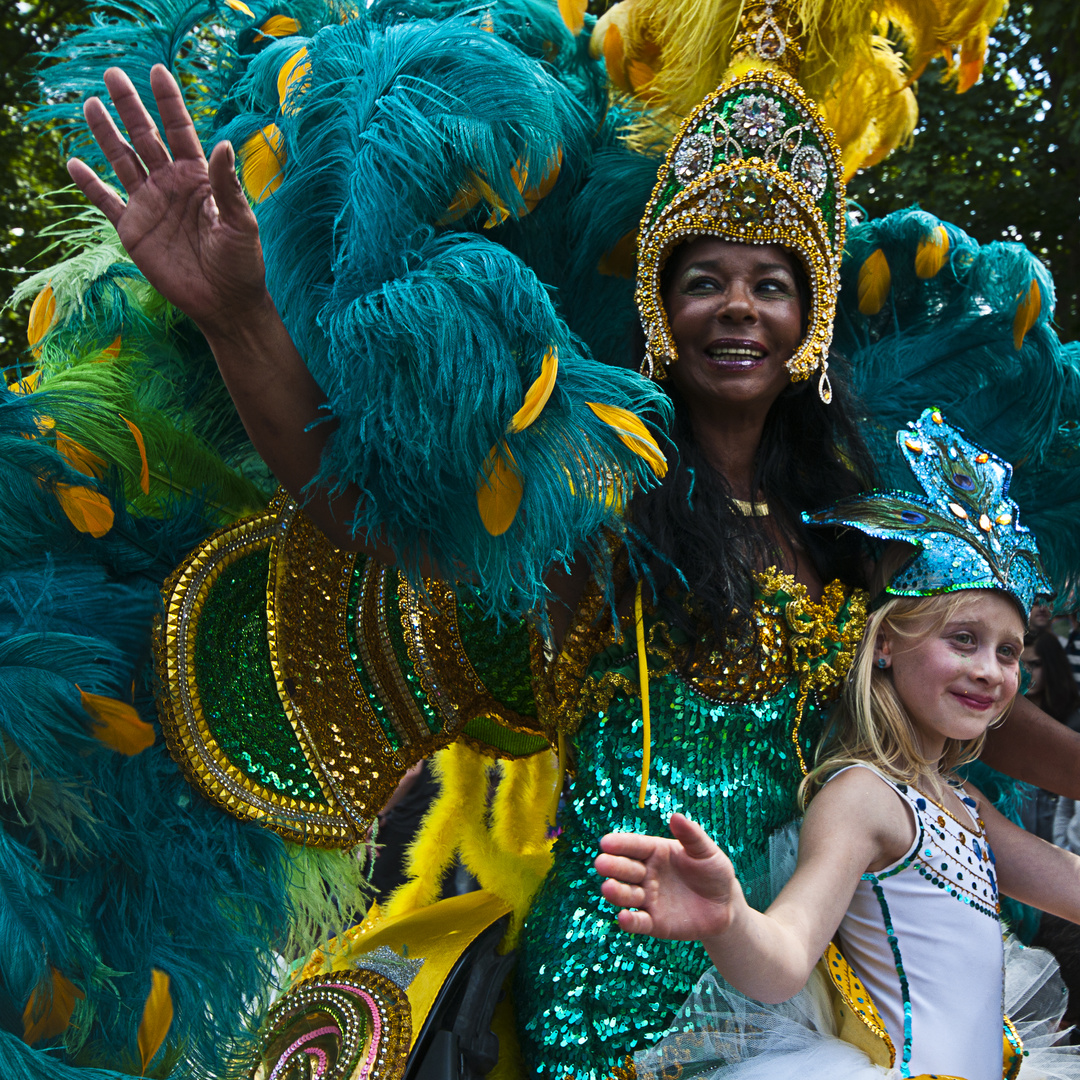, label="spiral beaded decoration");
[252,970,411,1080]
